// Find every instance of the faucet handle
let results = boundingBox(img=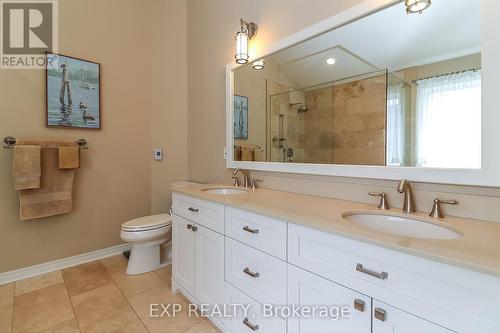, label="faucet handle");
[369,192,390,210]
[250,178,263,190]
[429,198,458,219]
[232,176,240,187]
